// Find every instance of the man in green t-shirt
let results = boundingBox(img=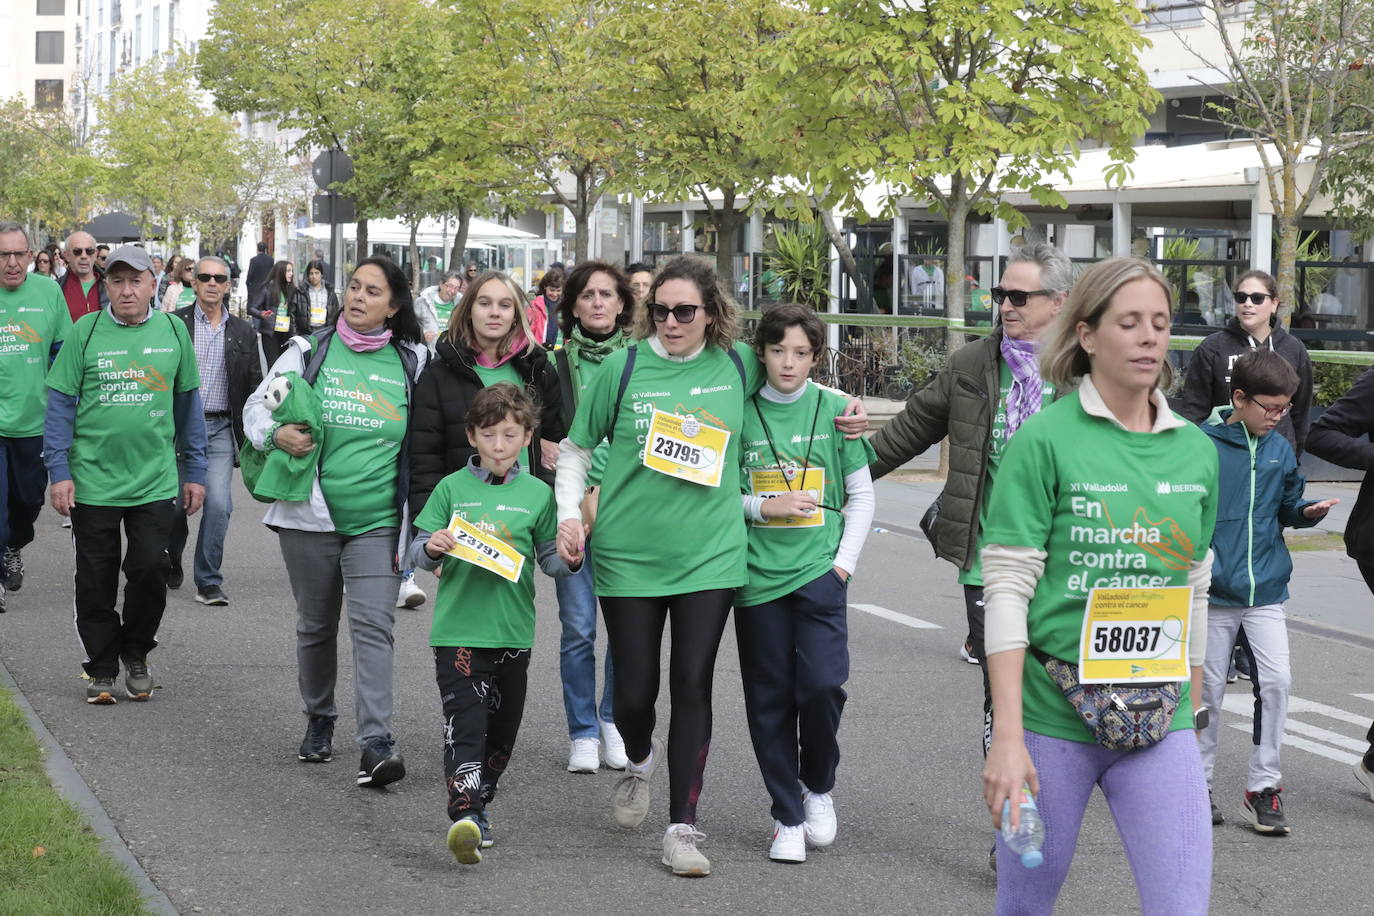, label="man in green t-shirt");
[44,244,208,706]
[0,222,72,612]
